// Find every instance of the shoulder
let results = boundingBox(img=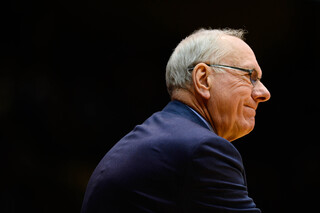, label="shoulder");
[135,110,212,146]
[135,110,241,160]
[145,110,244,173]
